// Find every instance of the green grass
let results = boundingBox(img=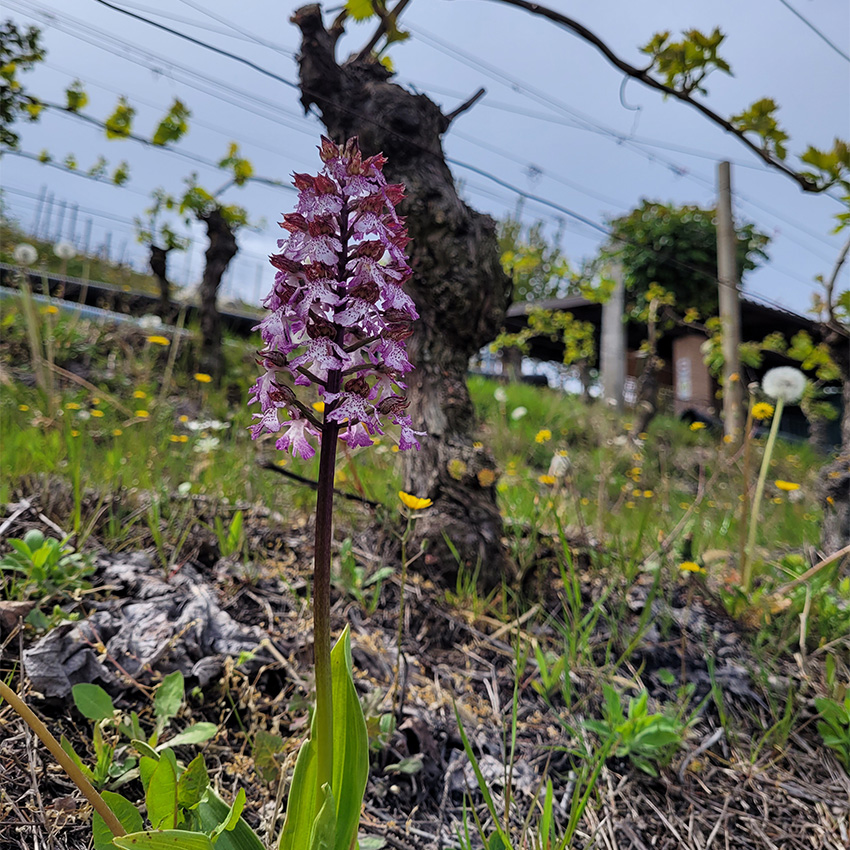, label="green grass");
[3,288,849,845]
